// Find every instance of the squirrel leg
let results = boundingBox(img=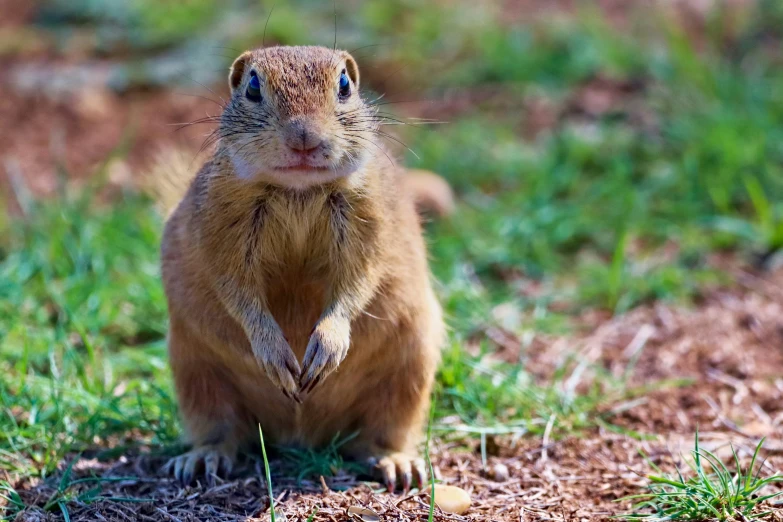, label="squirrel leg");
[301,191,383,392]
[212,275,302,401]
[164,318,251,486]
[343,327,439,492]
[347,403,433,493]
[194,190,301,401]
